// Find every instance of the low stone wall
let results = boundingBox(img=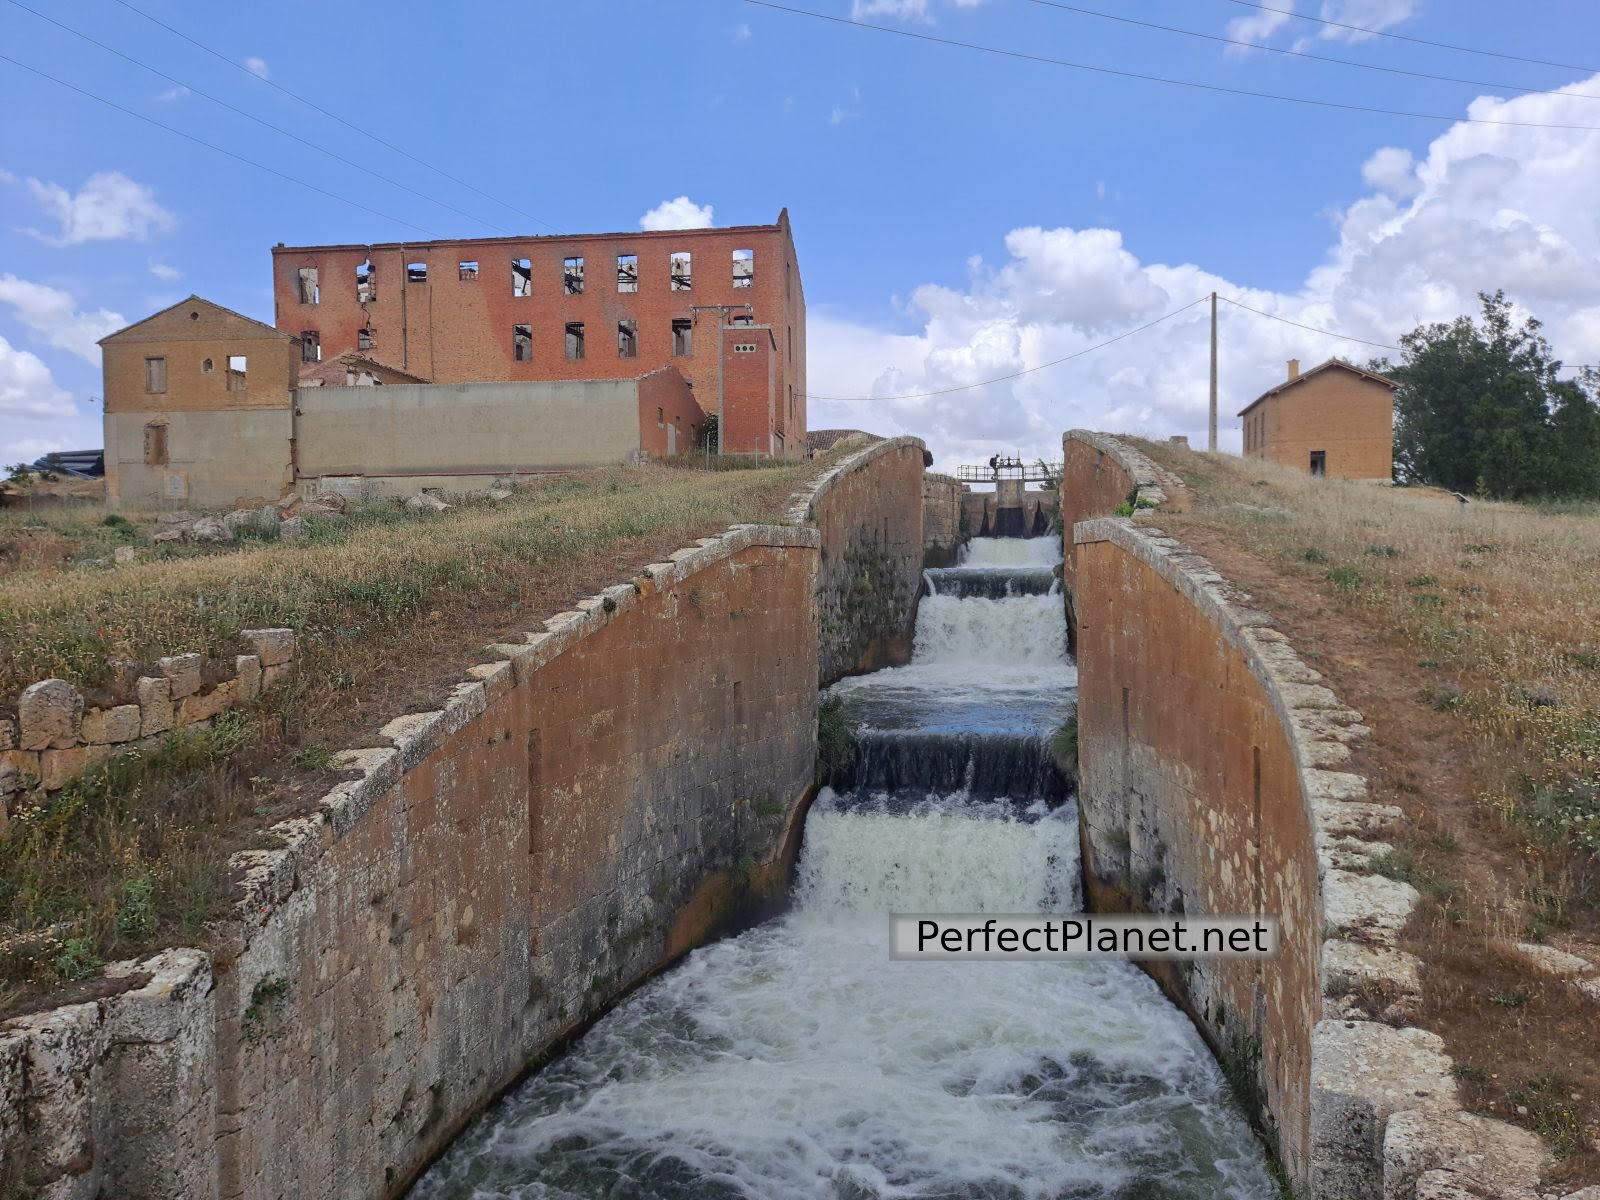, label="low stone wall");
[0,525,820,1200]
[0,630,295,827]
[1066,433,1546,1198]
[921,473,966,566]
[789,436,927,686]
